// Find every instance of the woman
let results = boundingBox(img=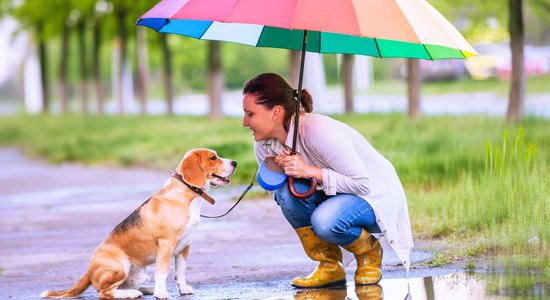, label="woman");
[242,73,413,288]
